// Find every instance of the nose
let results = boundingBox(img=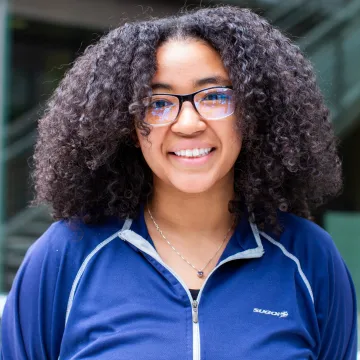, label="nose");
[171,101,206,135]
